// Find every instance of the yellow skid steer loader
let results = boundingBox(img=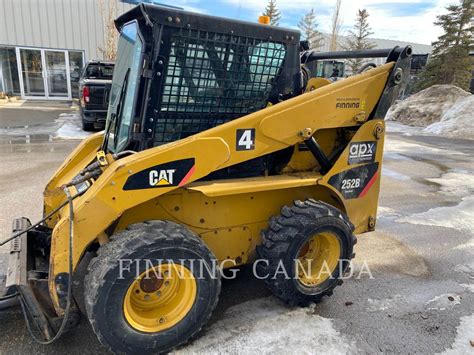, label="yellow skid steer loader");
[0,3,411,353]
